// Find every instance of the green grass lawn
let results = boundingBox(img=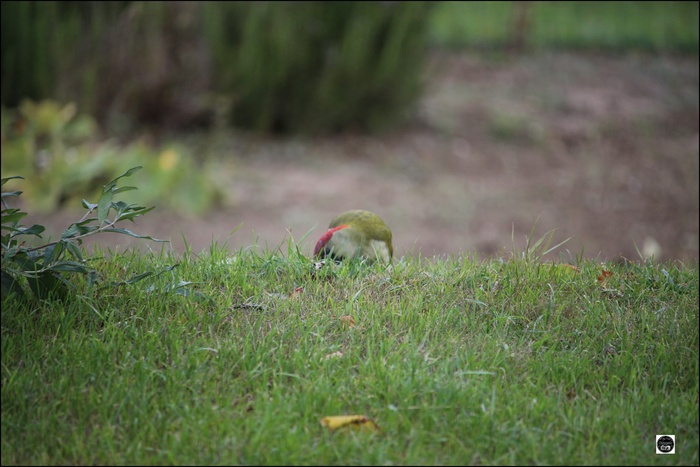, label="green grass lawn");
[2,240,698,465]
